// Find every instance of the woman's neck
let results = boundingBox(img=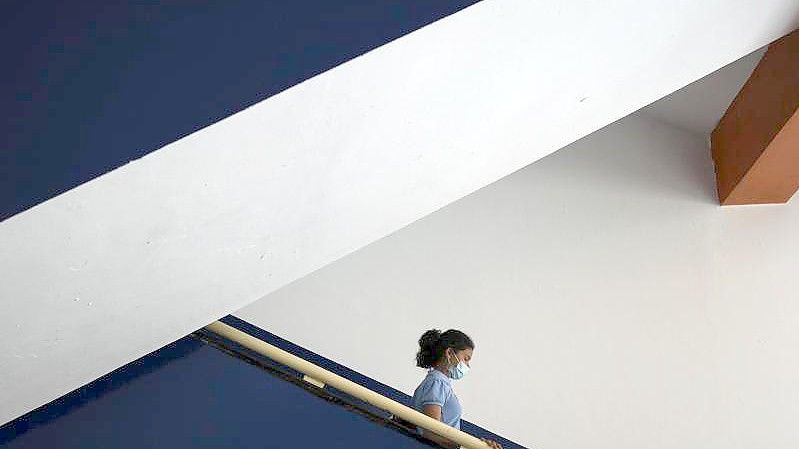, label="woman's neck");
[433,363,449,376]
